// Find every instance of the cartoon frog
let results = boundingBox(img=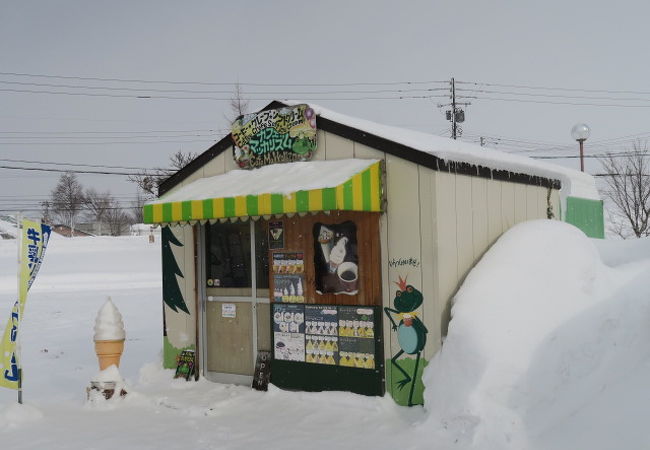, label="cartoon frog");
[384,275,428,406]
